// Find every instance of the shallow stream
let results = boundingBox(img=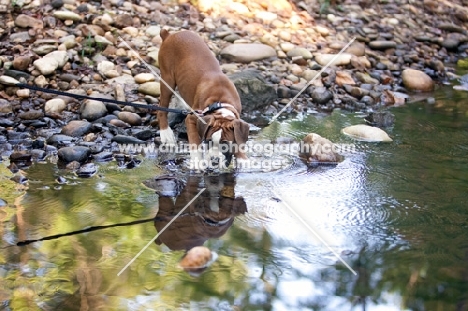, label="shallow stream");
[1,86,468,310]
